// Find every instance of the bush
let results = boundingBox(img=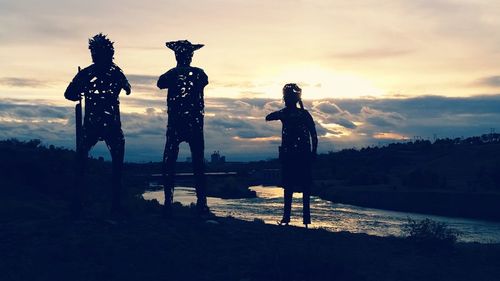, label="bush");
[253,218,265,224]
[402,218,460,246]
